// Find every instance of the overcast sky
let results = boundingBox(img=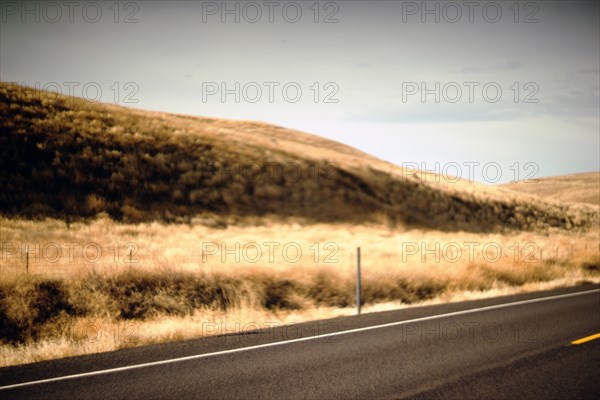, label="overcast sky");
[1,1,598,183]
